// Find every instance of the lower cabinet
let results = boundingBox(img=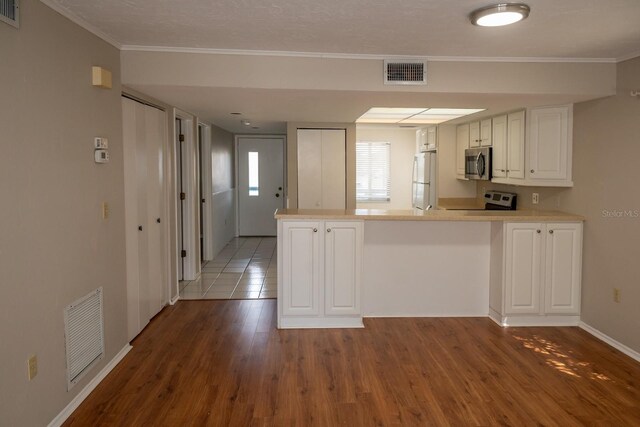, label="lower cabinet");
[490,222,582,326]
[278,220,363,328]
